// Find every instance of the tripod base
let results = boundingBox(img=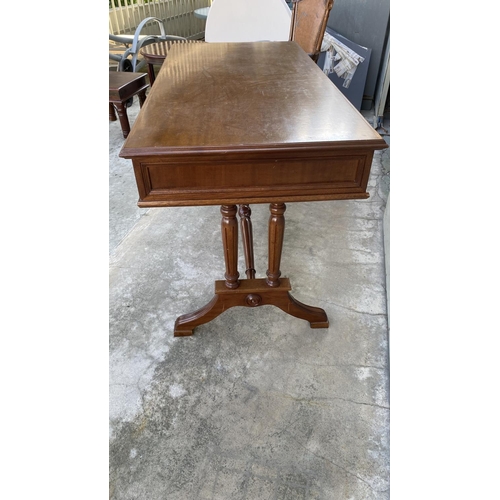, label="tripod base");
[174,278,329,336]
